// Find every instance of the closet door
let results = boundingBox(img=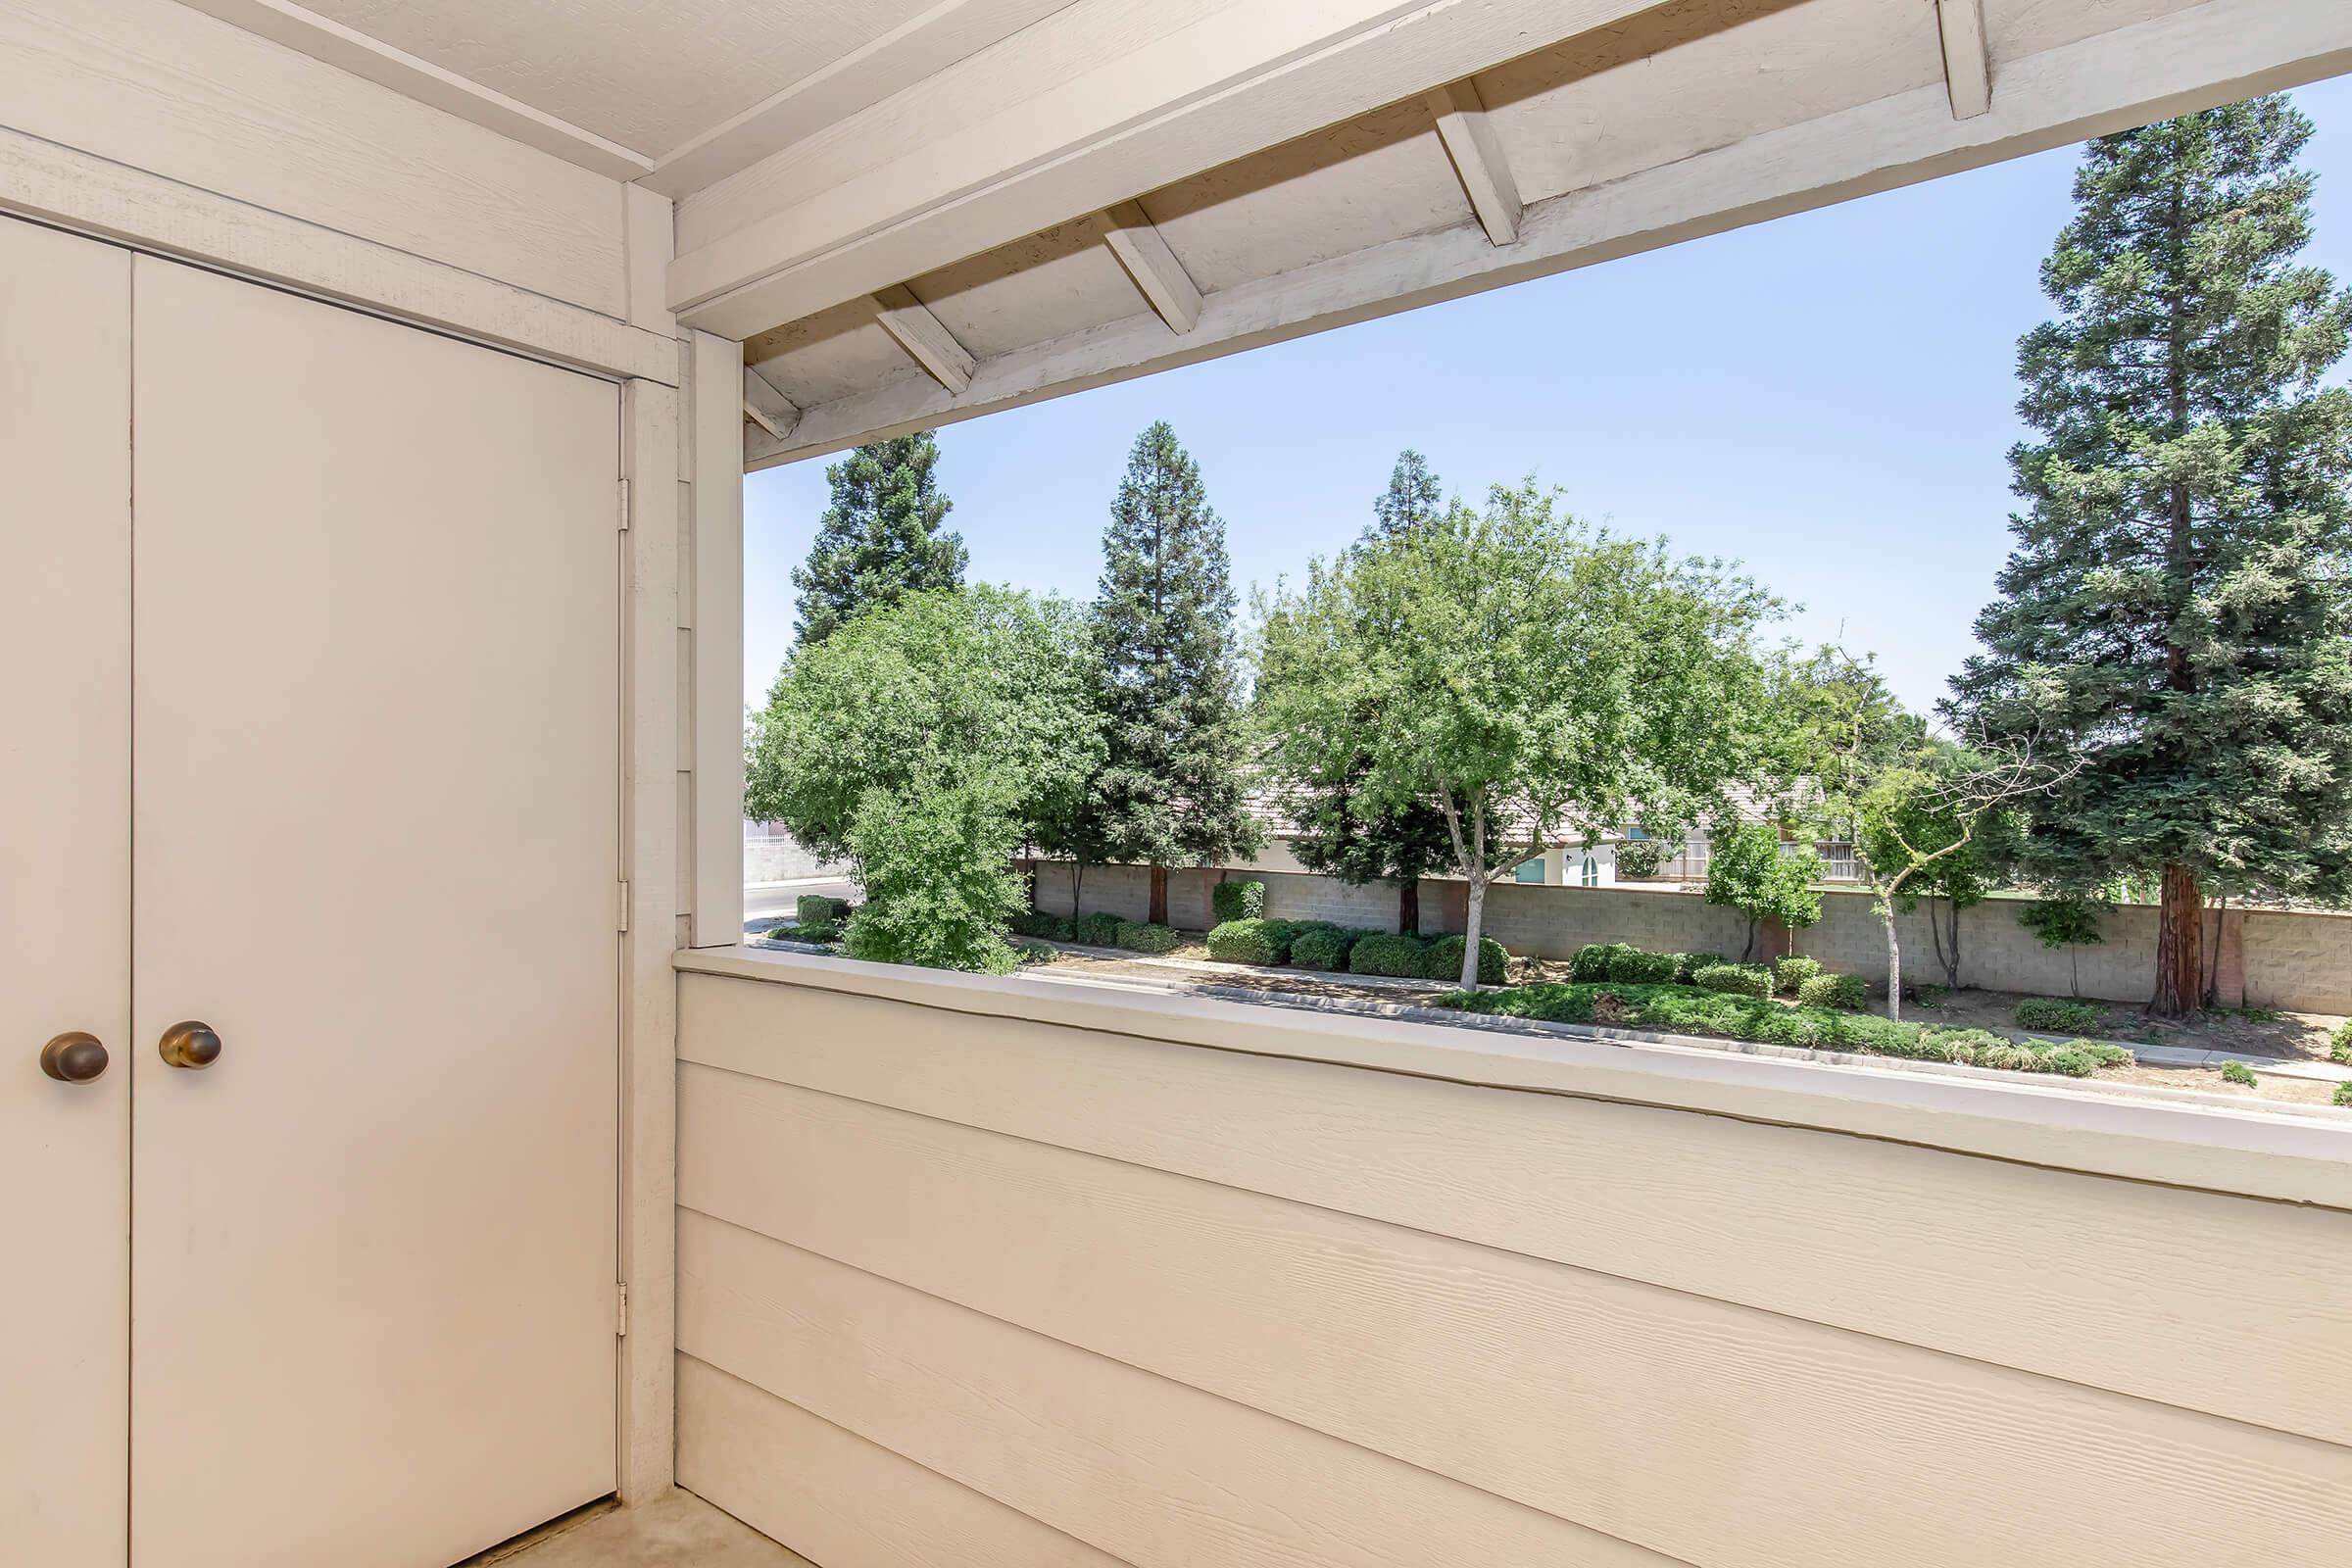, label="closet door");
[129,256,621,1568]
[0,218,132,1568]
